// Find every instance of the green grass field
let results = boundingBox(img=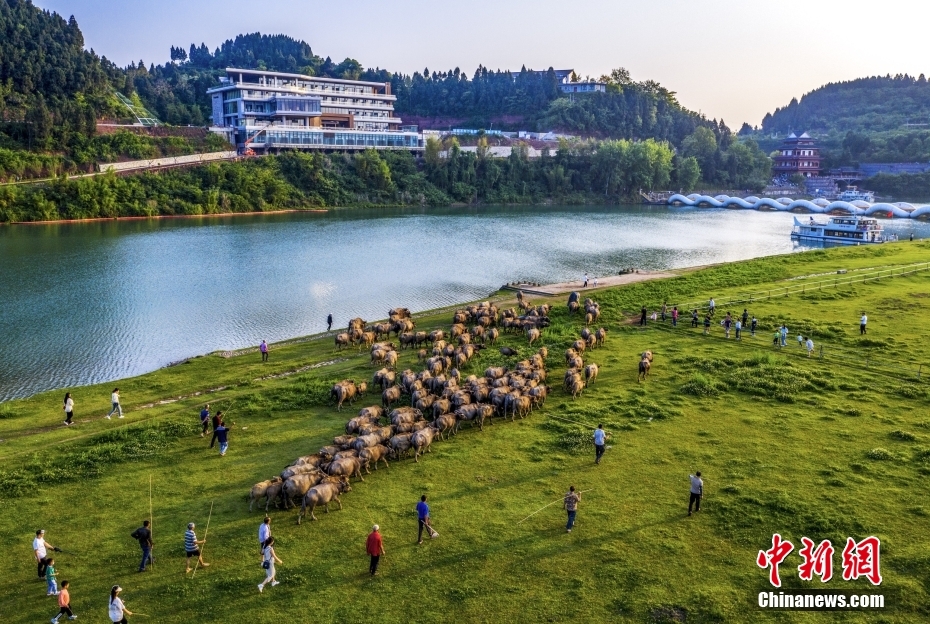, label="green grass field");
[2,242,929,623]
